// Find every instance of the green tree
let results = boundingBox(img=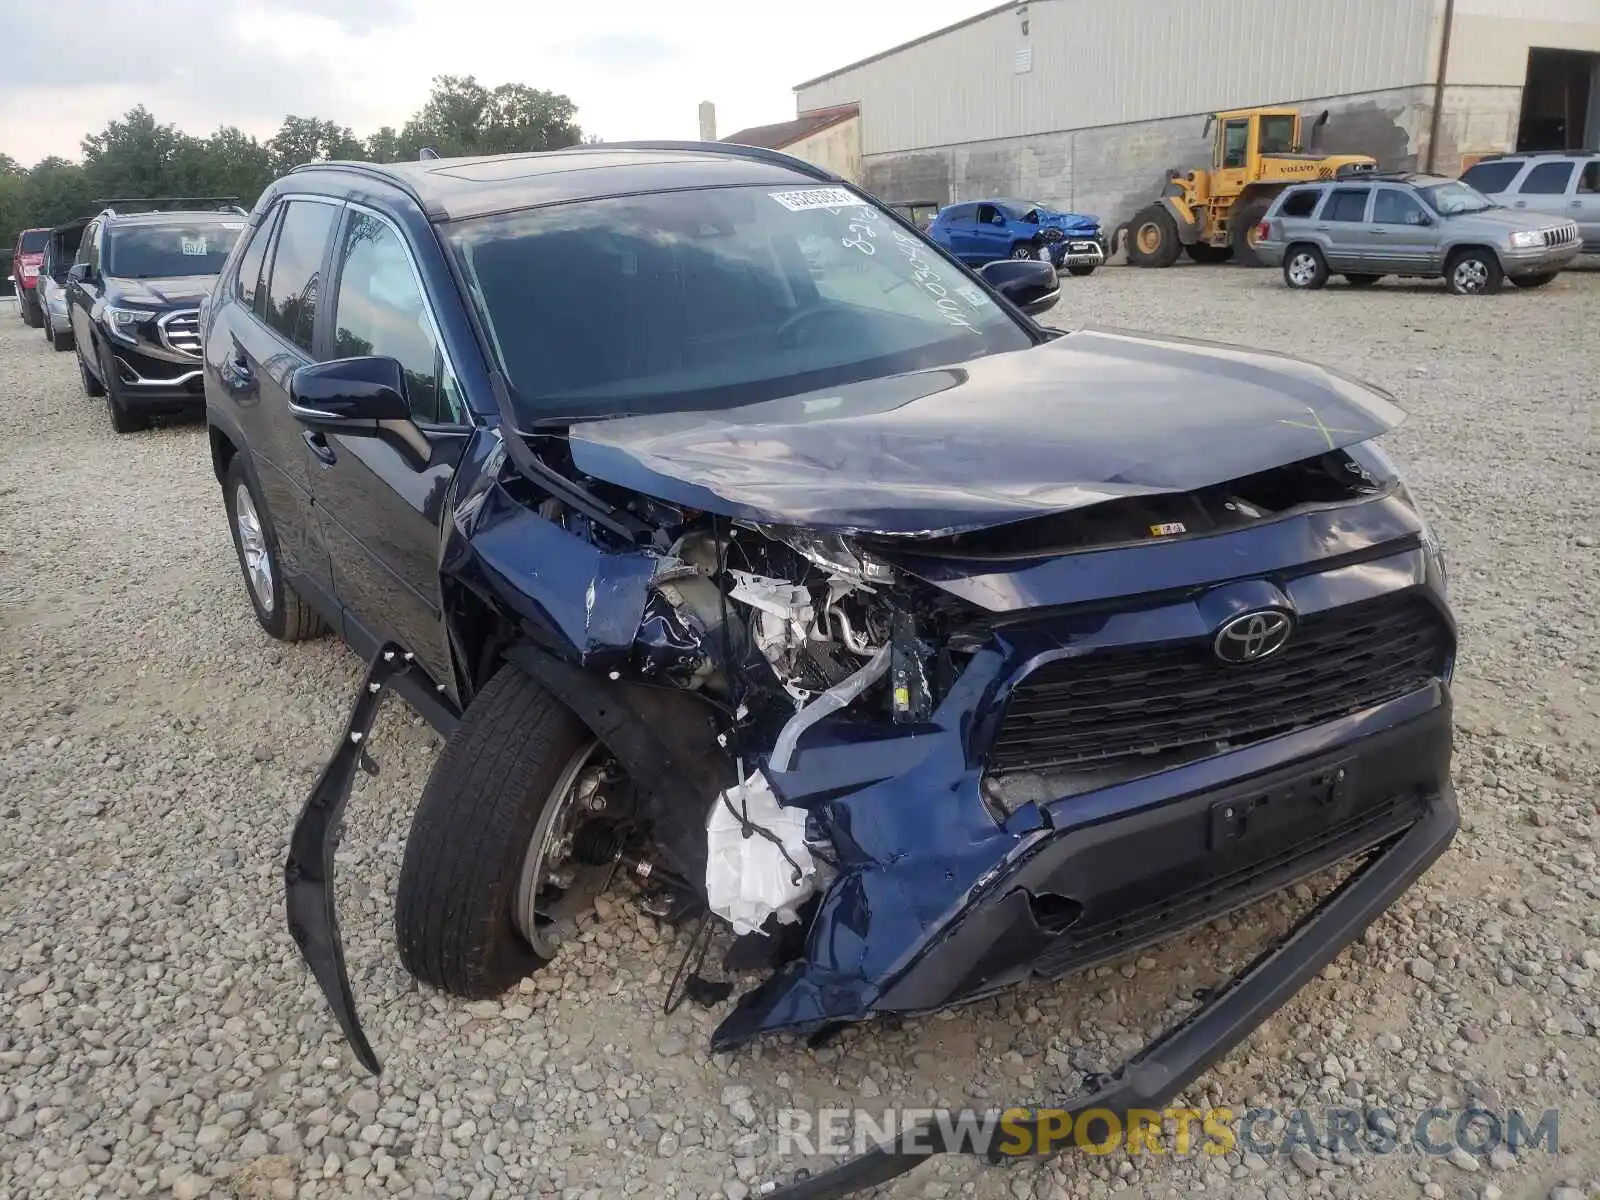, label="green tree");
[80,106,199,200]
[268,115,366,176]
[399,75,582,158]
[364,126,403,164]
